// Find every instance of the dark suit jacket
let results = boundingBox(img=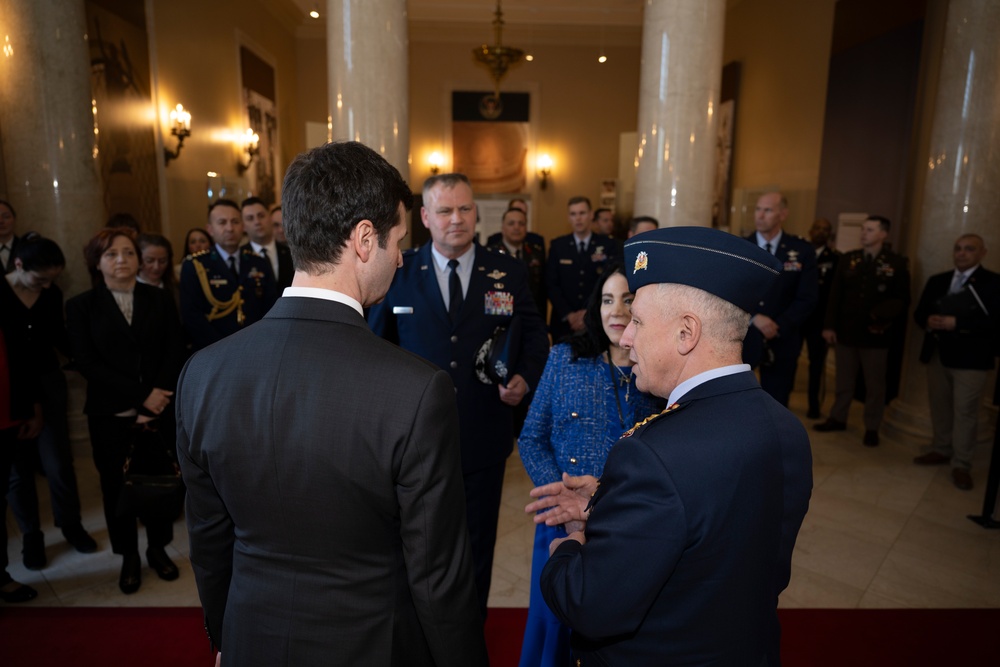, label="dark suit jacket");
[743,233,818,365]
[914,265,1000,369]
[368,244,549,473]
[542,372,812,666]
[176,297,488,667]
[65,282,184,416]
[179,246,277,350]
[545,233,617,341]
[243,240,294,291]
[804,244,840,335]
[2,234,20,274]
